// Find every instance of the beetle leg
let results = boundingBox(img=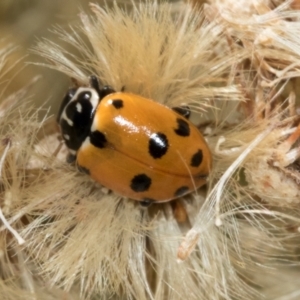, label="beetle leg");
[172,106,191,119]
[100,85,116,99]
[66,153,76,164]
[171,200,188,223]
[140,198,154,207]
